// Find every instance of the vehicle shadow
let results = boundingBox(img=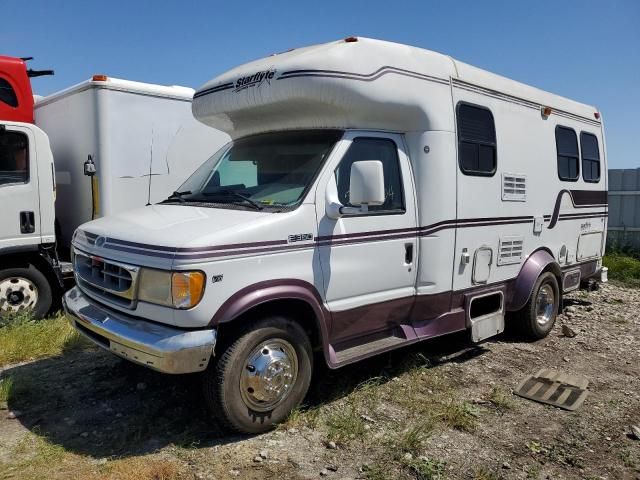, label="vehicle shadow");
[4,330,488,459]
